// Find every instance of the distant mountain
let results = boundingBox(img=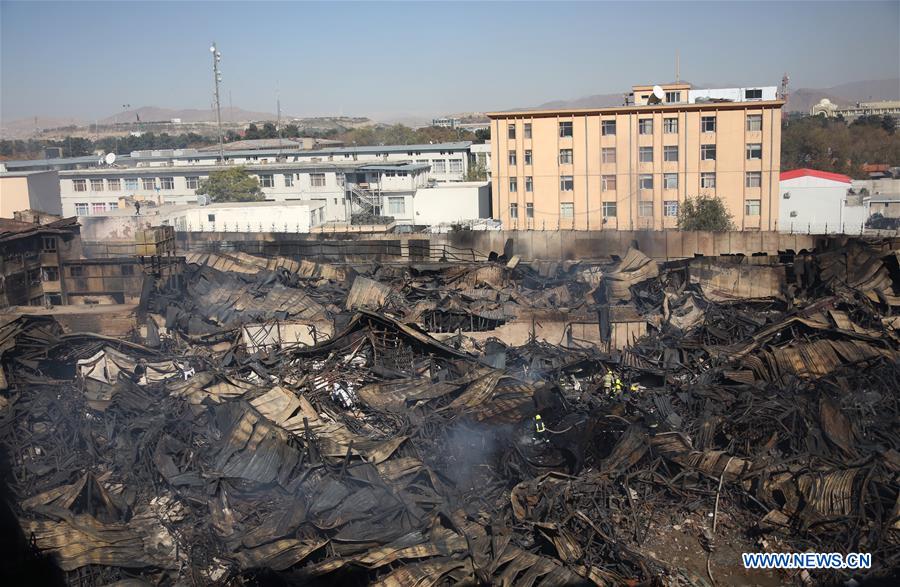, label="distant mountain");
[786,78,900,112]
[509,79,900,114]
[1,116,84,138]
[99,105,279,125]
